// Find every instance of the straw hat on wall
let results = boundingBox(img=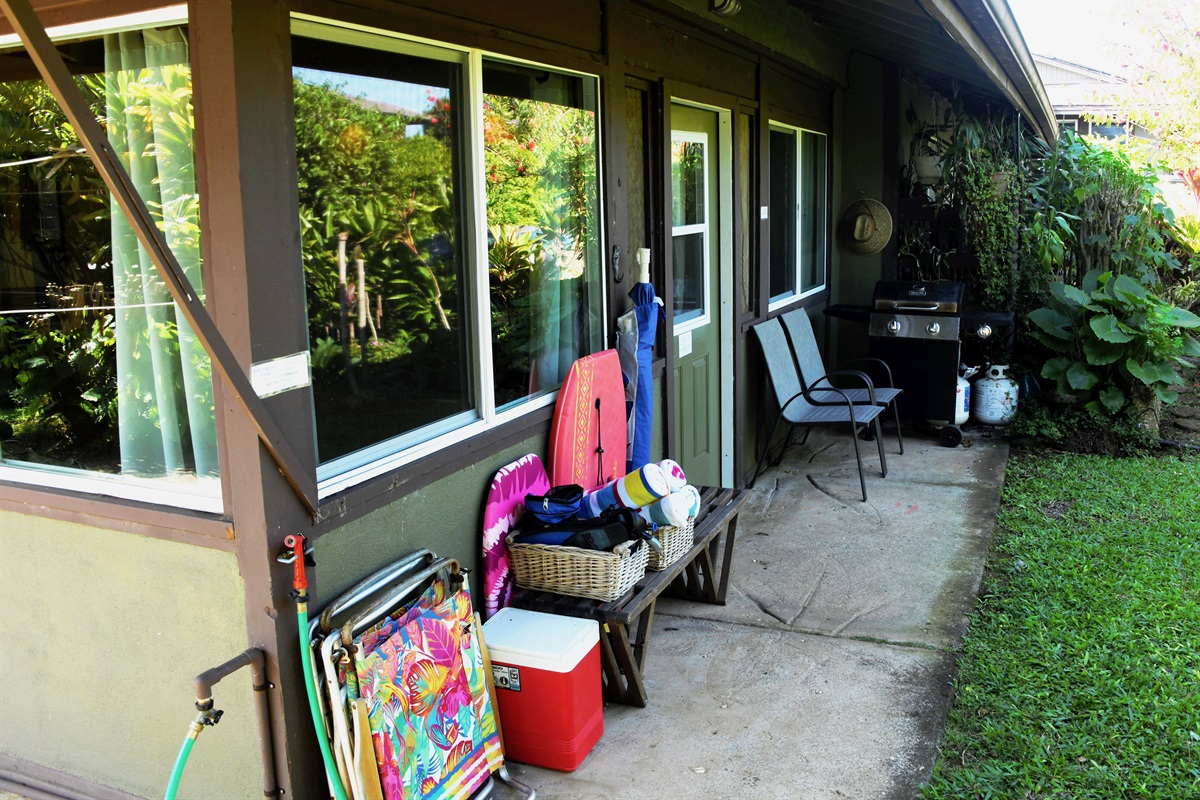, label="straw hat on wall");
[840,198,893,255]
